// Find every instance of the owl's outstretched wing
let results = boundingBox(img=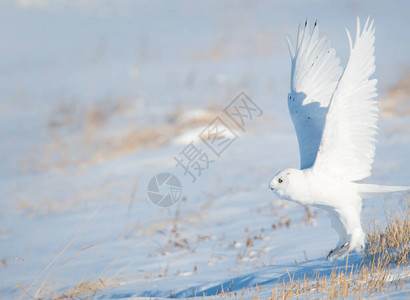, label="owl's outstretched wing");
[288,20,343,169]
[313,18,378,181]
